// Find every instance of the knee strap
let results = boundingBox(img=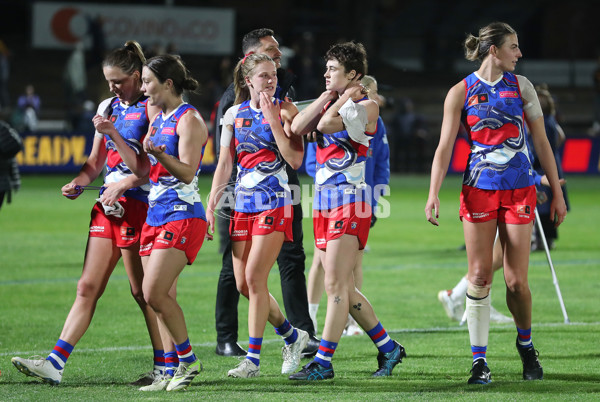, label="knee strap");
[467,281,490,300]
